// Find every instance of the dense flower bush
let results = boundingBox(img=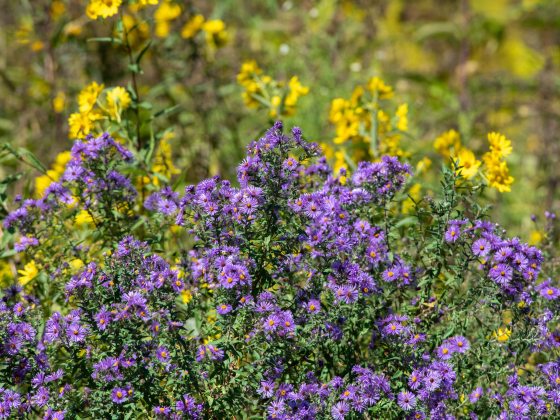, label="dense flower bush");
[1,122,559,418]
